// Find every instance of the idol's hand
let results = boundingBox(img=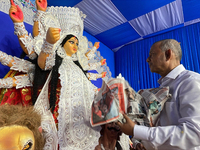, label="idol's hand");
[101,72,106,78]
[9,0,23,23]
[46,27,61,44]
[100,59,106,65]
[36,0,47,11]
[94,42,100,49]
